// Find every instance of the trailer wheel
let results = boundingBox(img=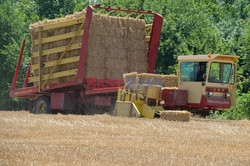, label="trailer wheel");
[33,96,51,114]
